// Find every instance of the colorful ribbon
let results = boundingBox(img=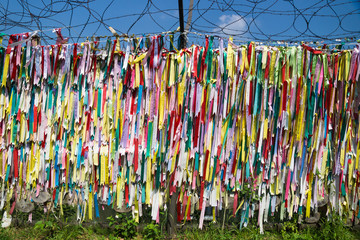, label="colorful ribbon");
[0,34,359,231]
